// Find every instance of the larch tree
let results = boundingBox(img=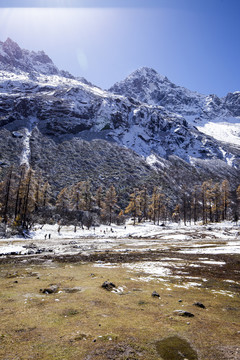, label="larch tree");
[221,179,230,221]
[42,181,51,208]
[56,187,70,213]
[0,166,13,223]
[95,186,103,210]
[212,182,221,222]
[191,185,200,224]
[70,181,93,212]
[139,187,149,222]
[172,204,180,223]
[149,187,166,225]
[201,180,214,224]
[102,185,118,225]
[125,189,141,225]
[236,184,240,223]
